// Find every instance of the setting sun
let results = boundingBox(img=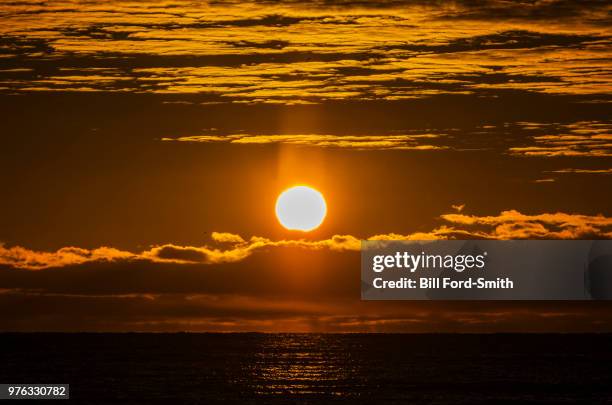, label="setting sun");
[275,186,327,232]
[2,1,611,401]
